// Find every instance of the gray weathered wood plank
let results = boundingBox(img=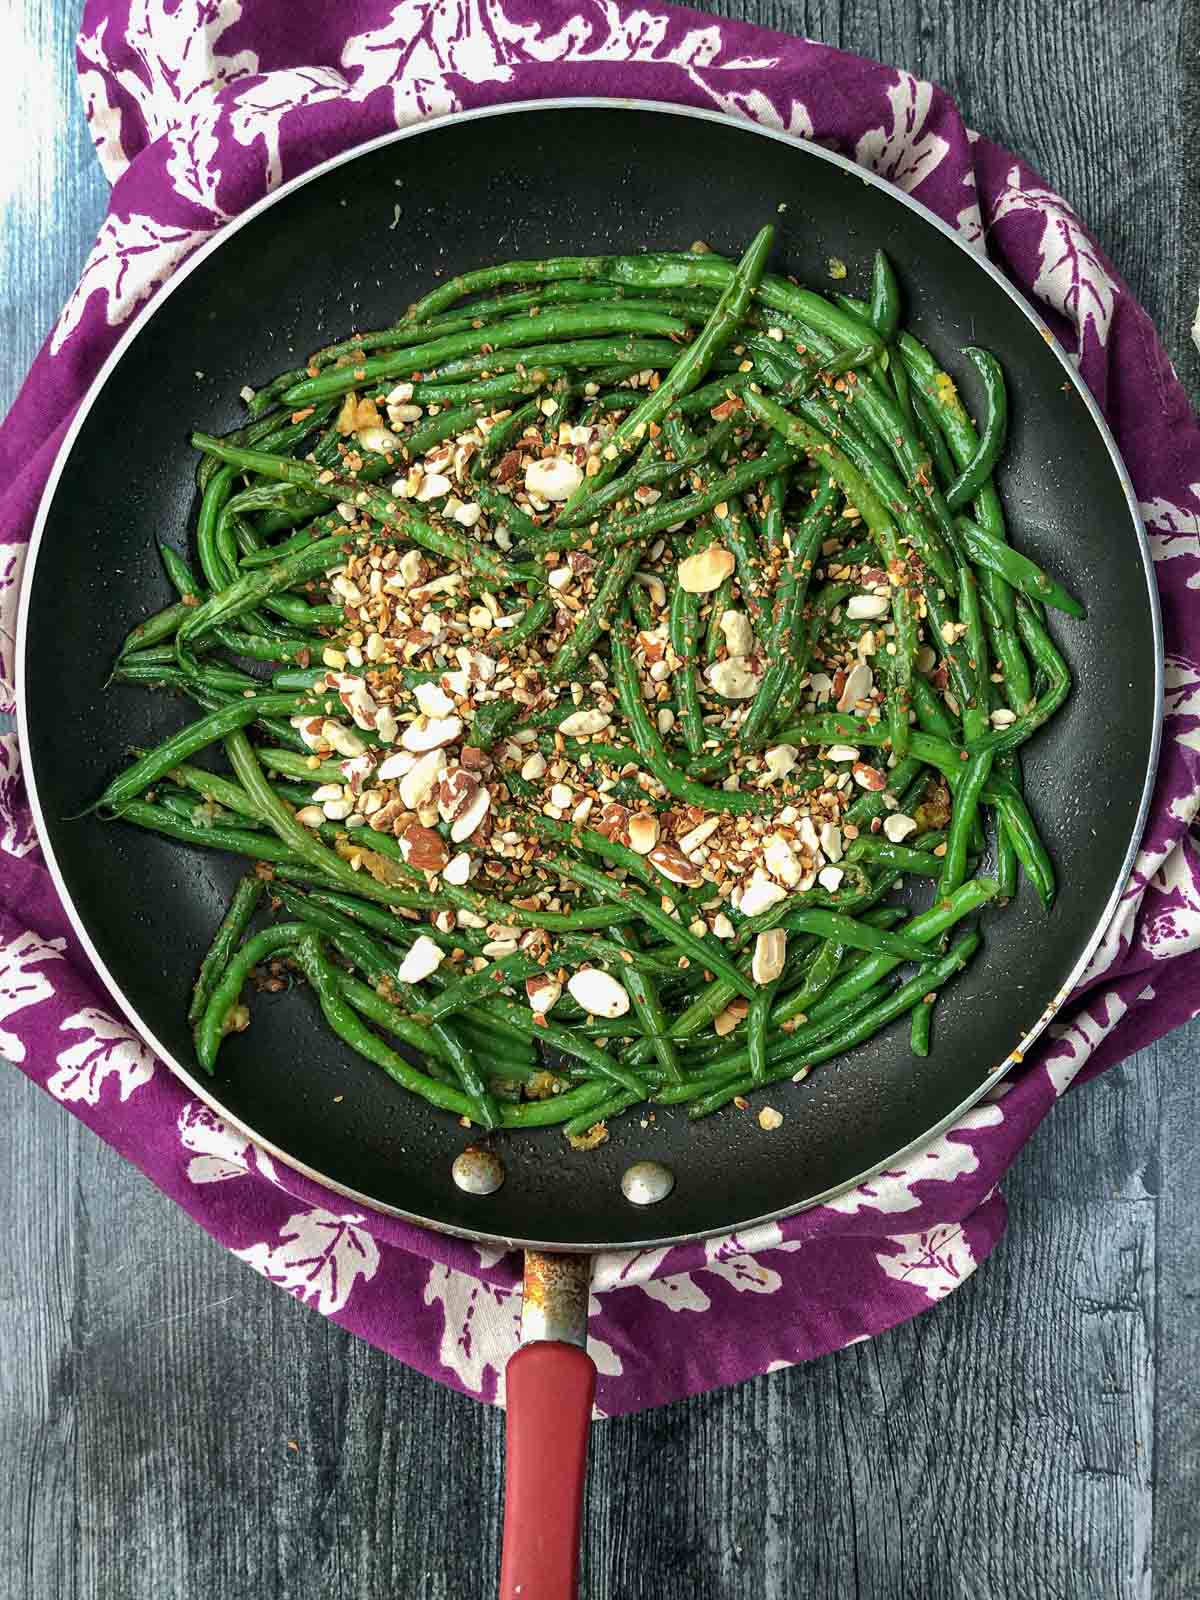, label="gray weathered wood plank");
[3,2,1198,1597]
